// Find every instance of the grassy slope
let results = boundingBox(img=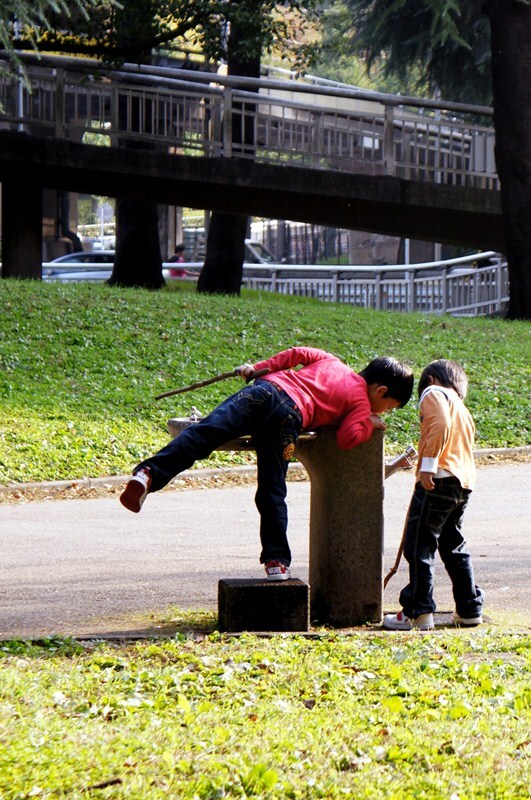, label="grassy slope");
[0,279,529,484]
